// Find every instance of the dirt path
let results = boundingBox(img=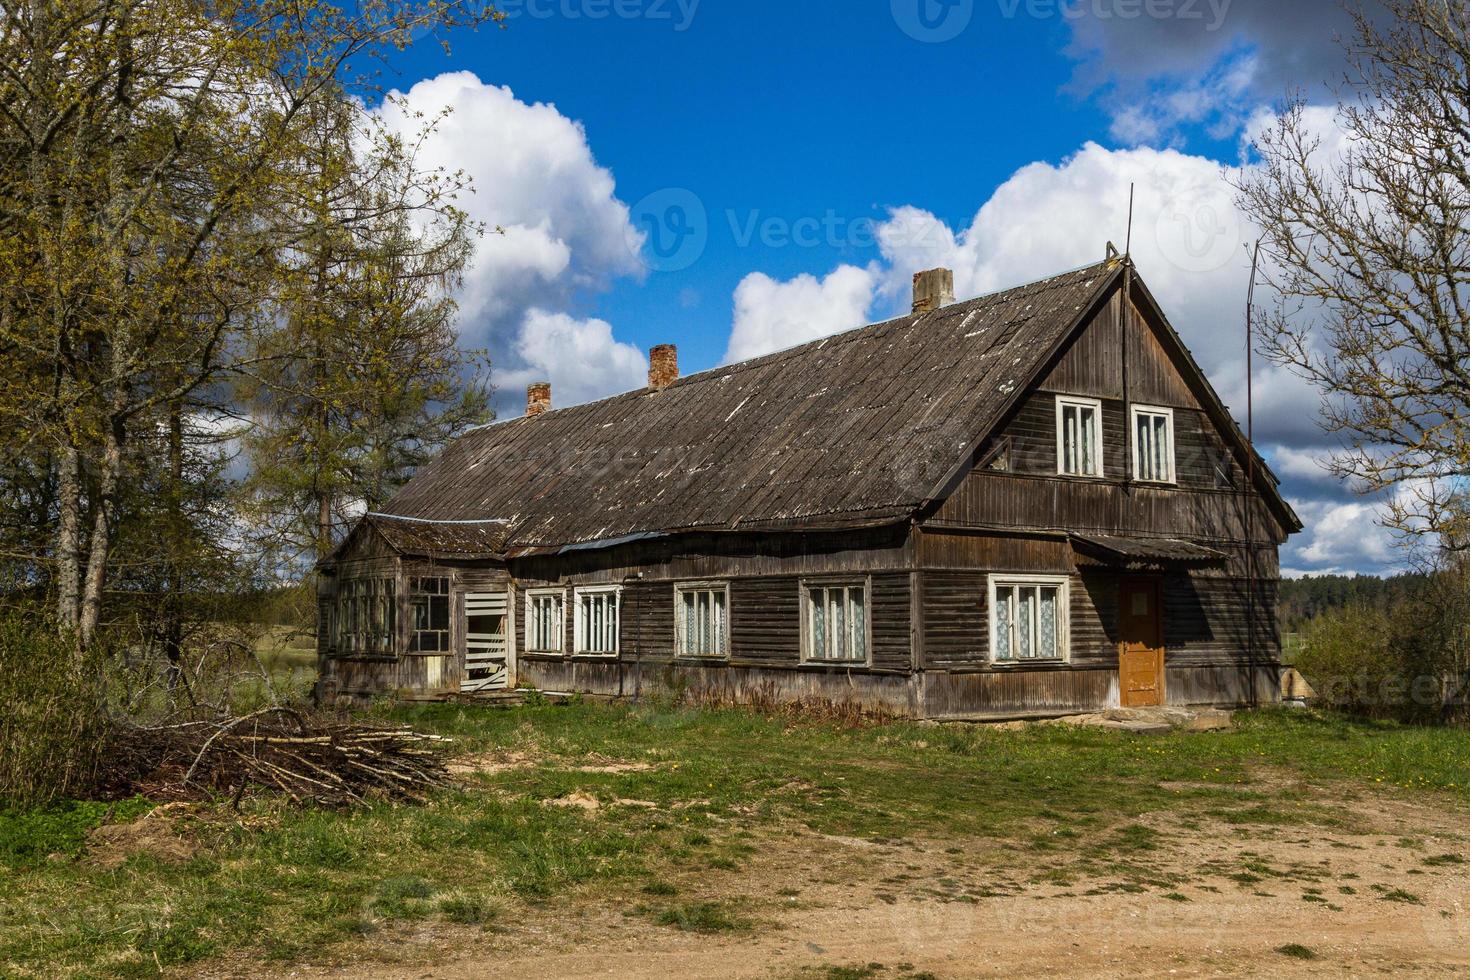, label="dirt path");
[242,789,1470,980]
